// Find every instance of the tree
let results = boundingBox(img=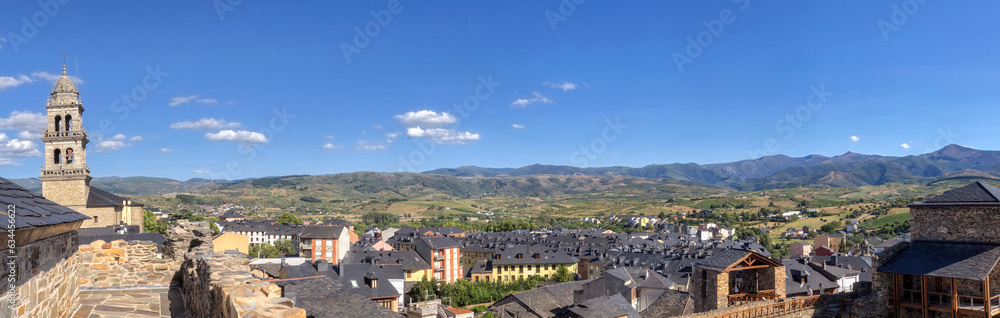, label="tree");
[173,209,205,222]
[820,220,843,234]
[553,265,572,282]
[354,222,369,236]
[142,209,167,234]
[273,238,298,256]
[276,212,303,225]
